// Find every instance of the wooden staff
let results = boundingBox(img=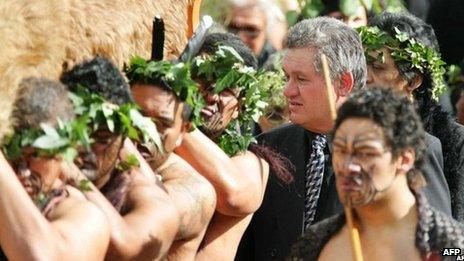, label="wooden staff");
[187,0,203,38]
[321,54,337,121]
[321,54,364,261]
